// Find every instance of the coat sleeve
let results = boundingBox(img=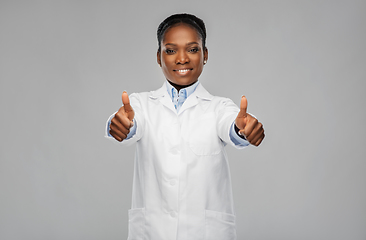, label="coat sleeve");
[104,93,145,146]
[215,97,249,149]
